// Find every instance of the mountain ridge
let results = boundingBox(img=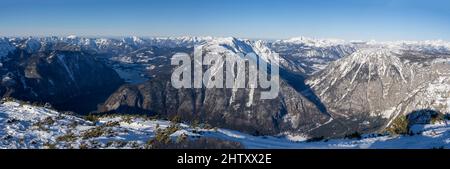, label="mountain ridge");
[0,35,449,138]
